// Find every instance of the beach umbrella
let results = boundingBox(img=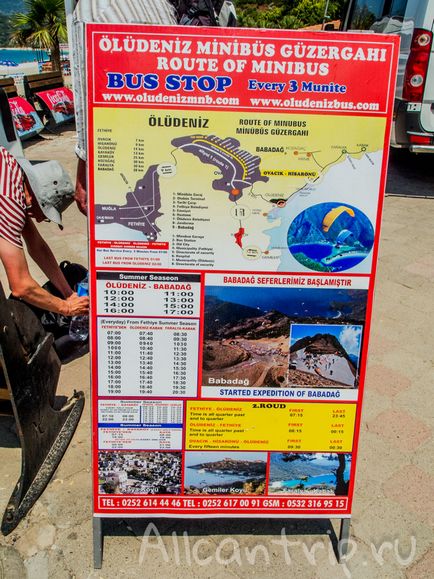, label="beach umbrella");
[0,60,19,67]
